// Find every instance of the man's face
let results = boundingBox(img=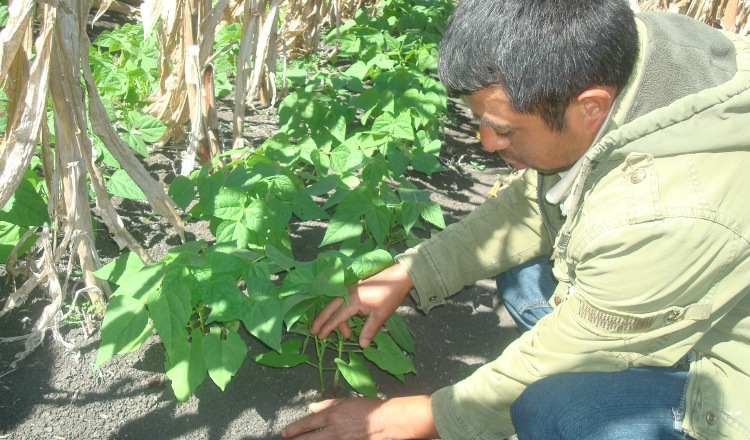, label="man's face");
[464,87,595,174]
